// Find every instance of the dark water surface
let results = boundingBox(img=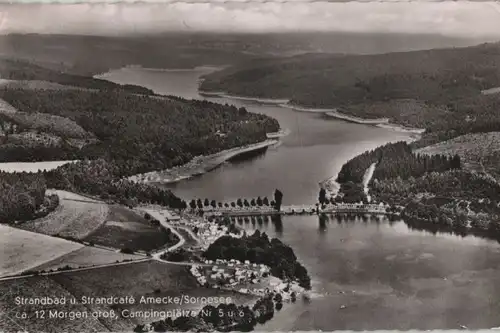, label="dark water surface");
[98,66,500,330]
